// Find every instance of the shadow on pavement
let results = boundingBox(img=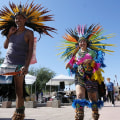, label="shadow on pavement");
[0,118,35,120]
